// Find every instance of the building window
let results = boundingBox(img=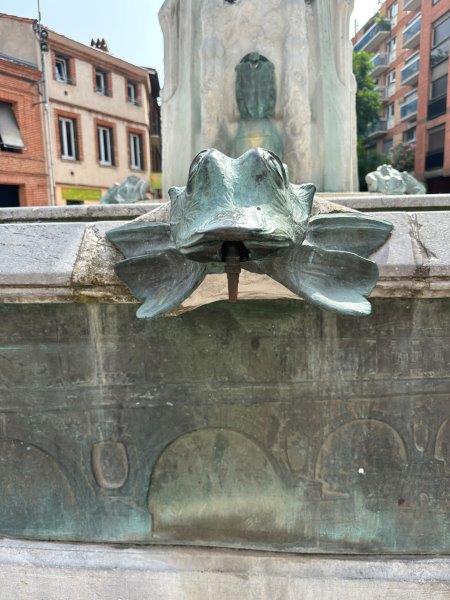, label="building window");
[95,69,110,96]
[55,55,71,83]
[426,124,445,170]
[98,126,114,166]
[403,127,416,144]
[431,74,448,100]
[428,124,445,151]
[58,117,78,160]
[387,37,396,63]
[129,132,143,170]
[386,103,395,129]
[388,2,398,27]
[0,101,25,153]
[383,138,394,155]
[433,13,450,47]
[387,69,396,97]
[127,81,140,105]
